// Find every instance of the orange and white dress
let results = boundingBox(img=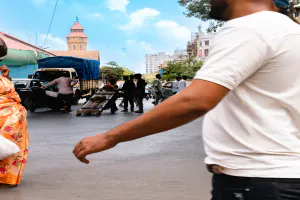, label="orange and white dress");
[0,75,29,185]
